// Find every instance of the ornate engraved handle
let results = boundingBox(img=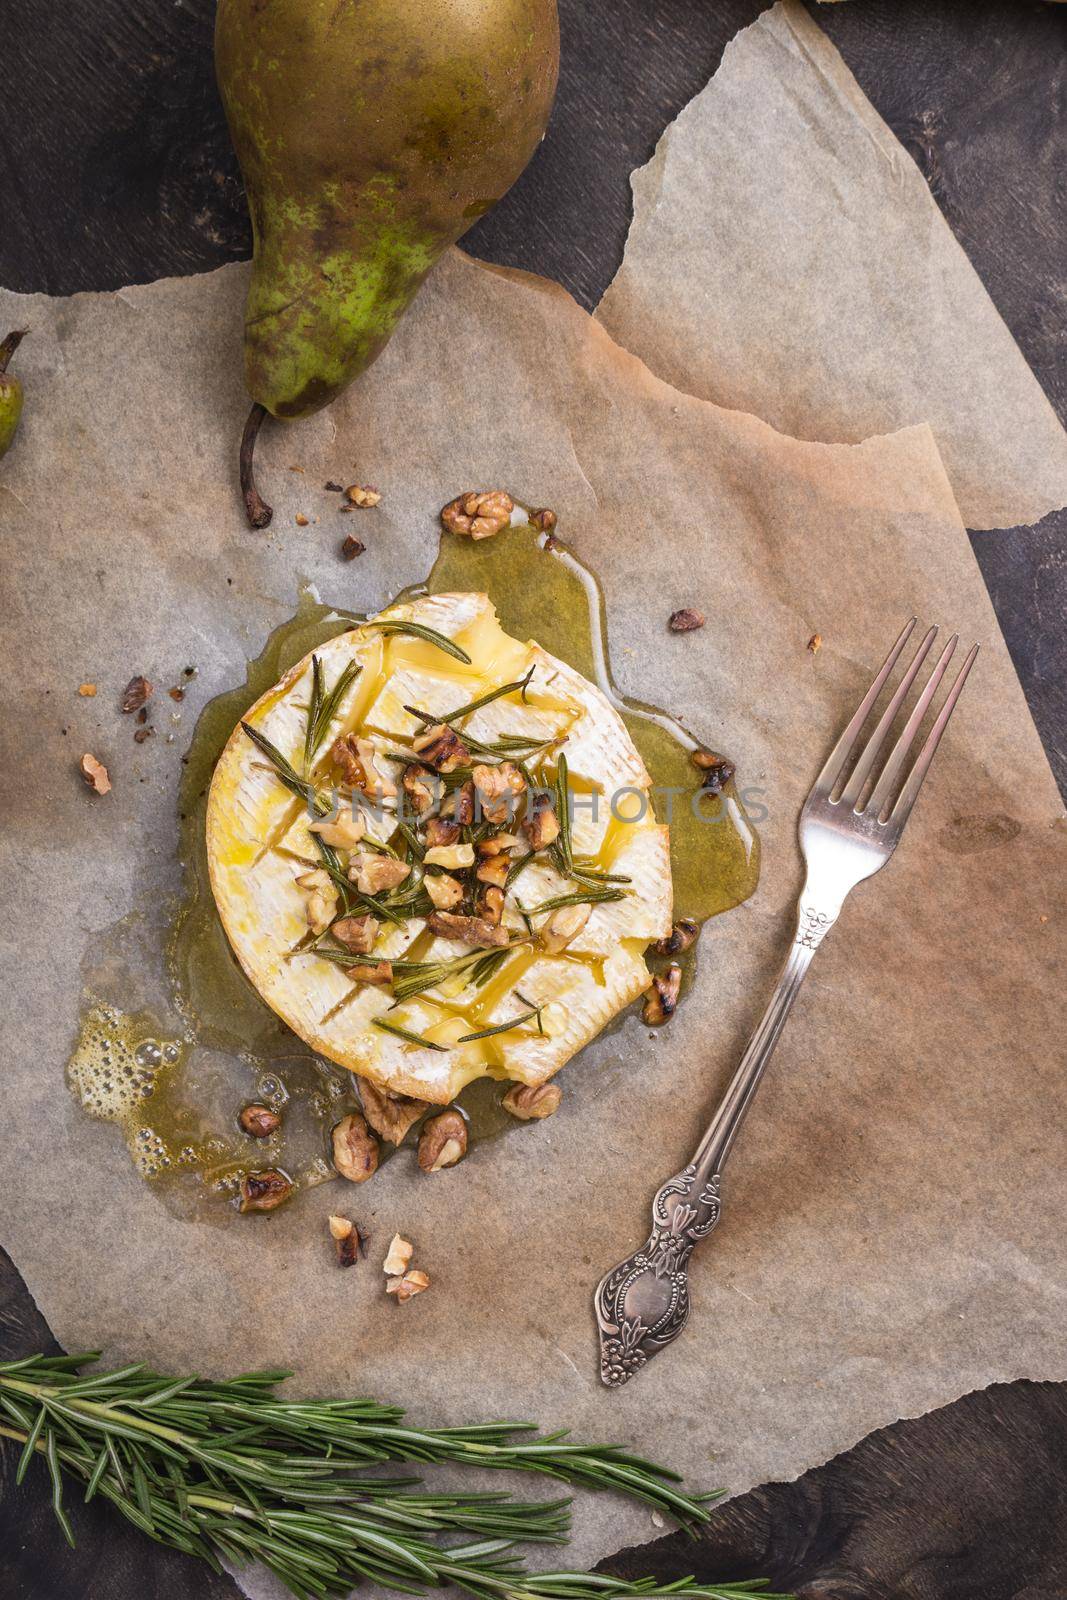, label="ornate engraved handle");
[594,896,837,1386]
